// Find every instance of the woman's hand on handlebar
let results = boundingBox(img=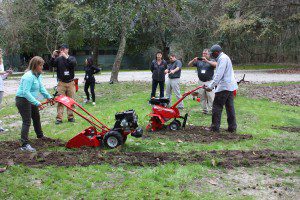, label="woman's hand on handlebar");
[38,104,45,110]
